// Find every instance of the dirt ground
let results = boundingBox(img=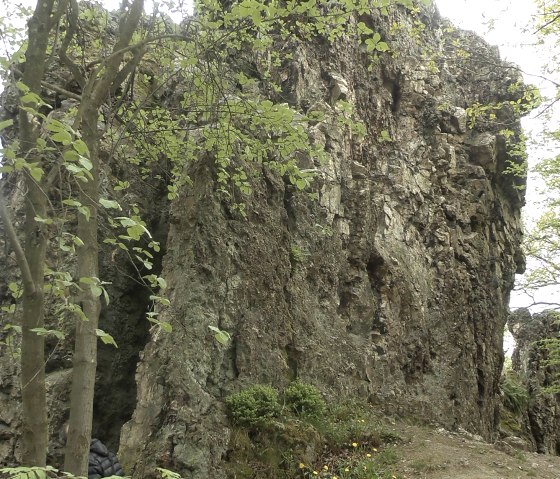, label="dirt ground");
[385,424,560,479]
